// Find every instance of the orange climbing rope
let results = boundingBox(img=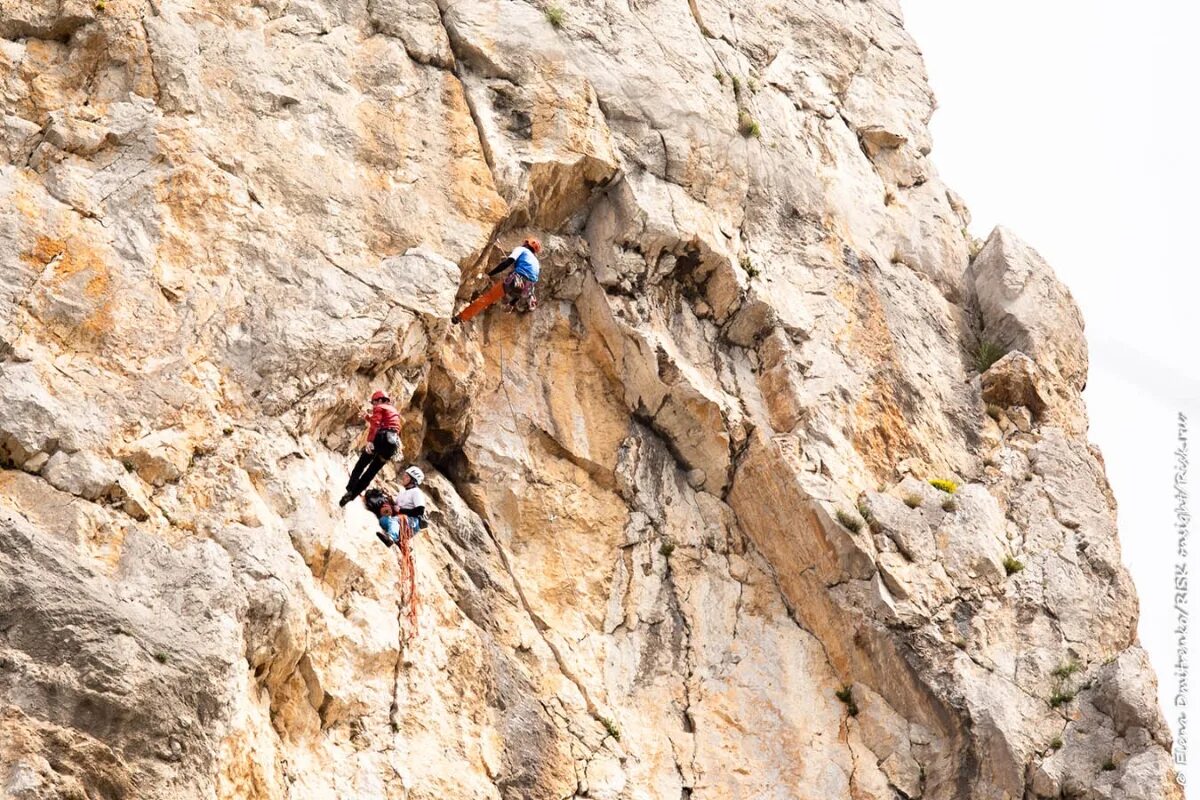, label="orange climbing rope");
[396,515,419,632]
[455,281,506,323]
